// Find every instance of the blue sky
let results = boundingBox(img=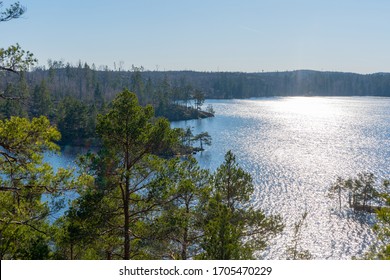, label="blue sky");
[1,0,390,73]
